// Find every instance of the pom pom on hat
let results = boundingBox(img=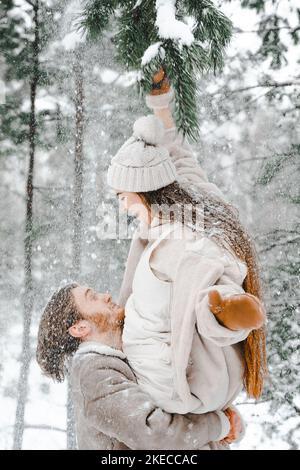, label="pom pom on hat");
[107,113,178,192]
[133,115,165,146]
